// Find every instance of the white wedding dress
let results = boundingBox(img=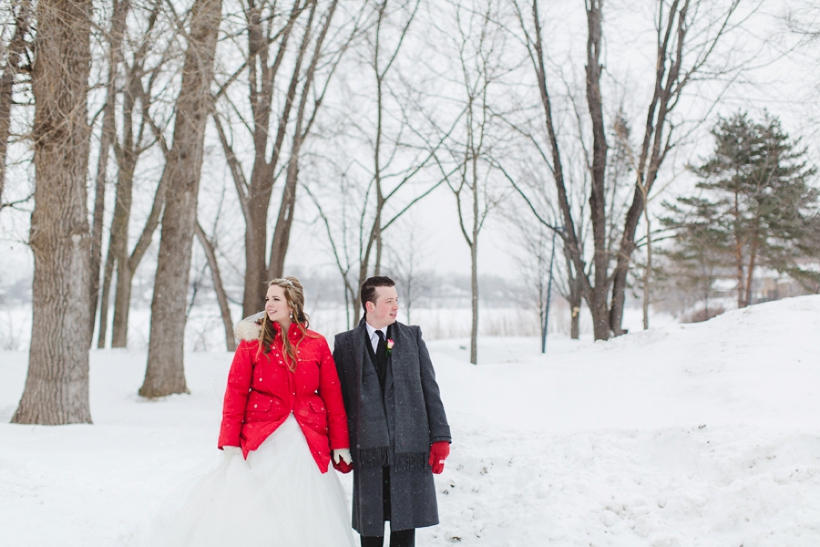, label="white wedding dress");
[146,415,356,547]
